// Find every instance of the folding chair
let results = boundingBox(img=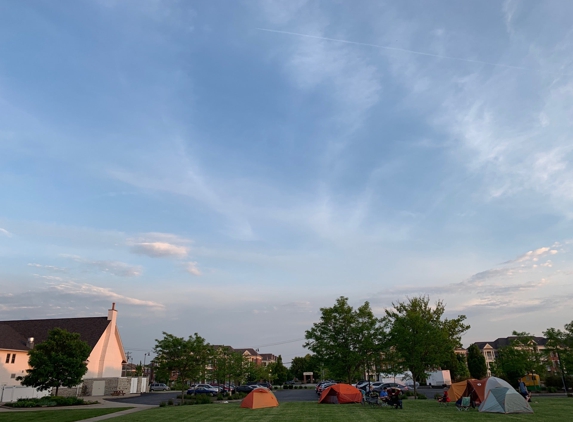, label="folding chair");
[457,396,471,411]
